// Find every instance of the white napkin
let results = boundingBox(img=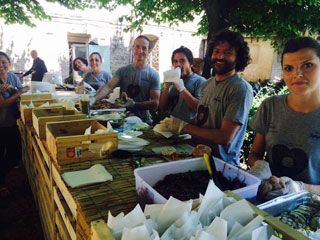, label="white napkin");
[198,180,224,226]
[220,199,256,233]
[108,205,146,239]
[205,217,227,240]
[62,164,113,188]
[156,197,192,234]
[121,225,149,240]
[108,87,120,104]
[153,124,173,138]
[163,68,181,83]
[29,101,34,108]
[95,122,114,134]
